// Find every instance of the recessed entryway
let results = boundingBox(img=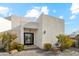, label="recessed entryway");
[24,33,34,45]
